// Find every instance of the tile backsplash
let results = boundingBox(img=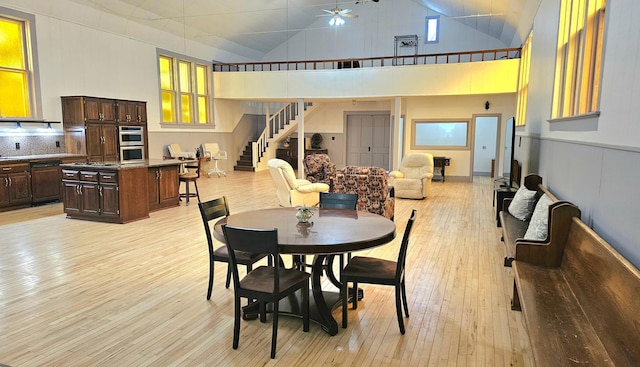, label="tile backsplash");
[0,134,66,157]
